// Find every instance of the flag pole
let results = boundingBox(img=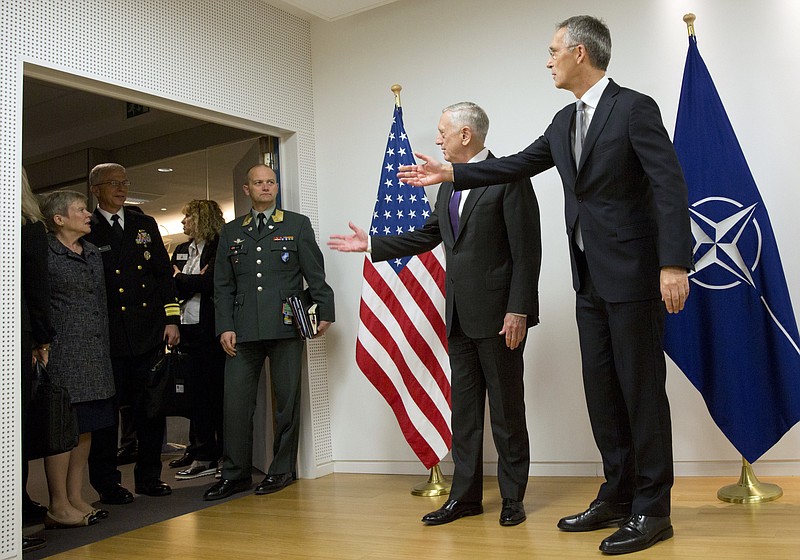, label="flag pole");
[683,12,696,37]
[718,457,783,503]
[679,14,785,503]
[388,82,451,498]
[391,83,402,107]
